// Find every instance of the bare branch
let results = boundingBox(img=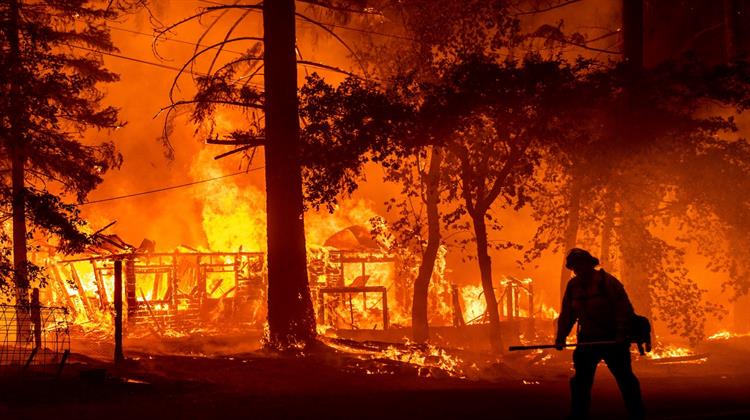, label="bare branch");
[297,0,384,16]
[214,55,263,79]
[240,63,265,88]
[190,2,237,77]
[207,7,254,75]
[214,145,256,160]
[448,143,477,216]
[156,99,264,117]
[529,34,621,55]
[295,11,368,78]
[153,3,263,57]
[297,60,358,77]
[586,29,620,43]
[169,36,265,104]
[207,137,265,145]
[515,0,582,16]
[479,134,534,213]
[562,41,621,55]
